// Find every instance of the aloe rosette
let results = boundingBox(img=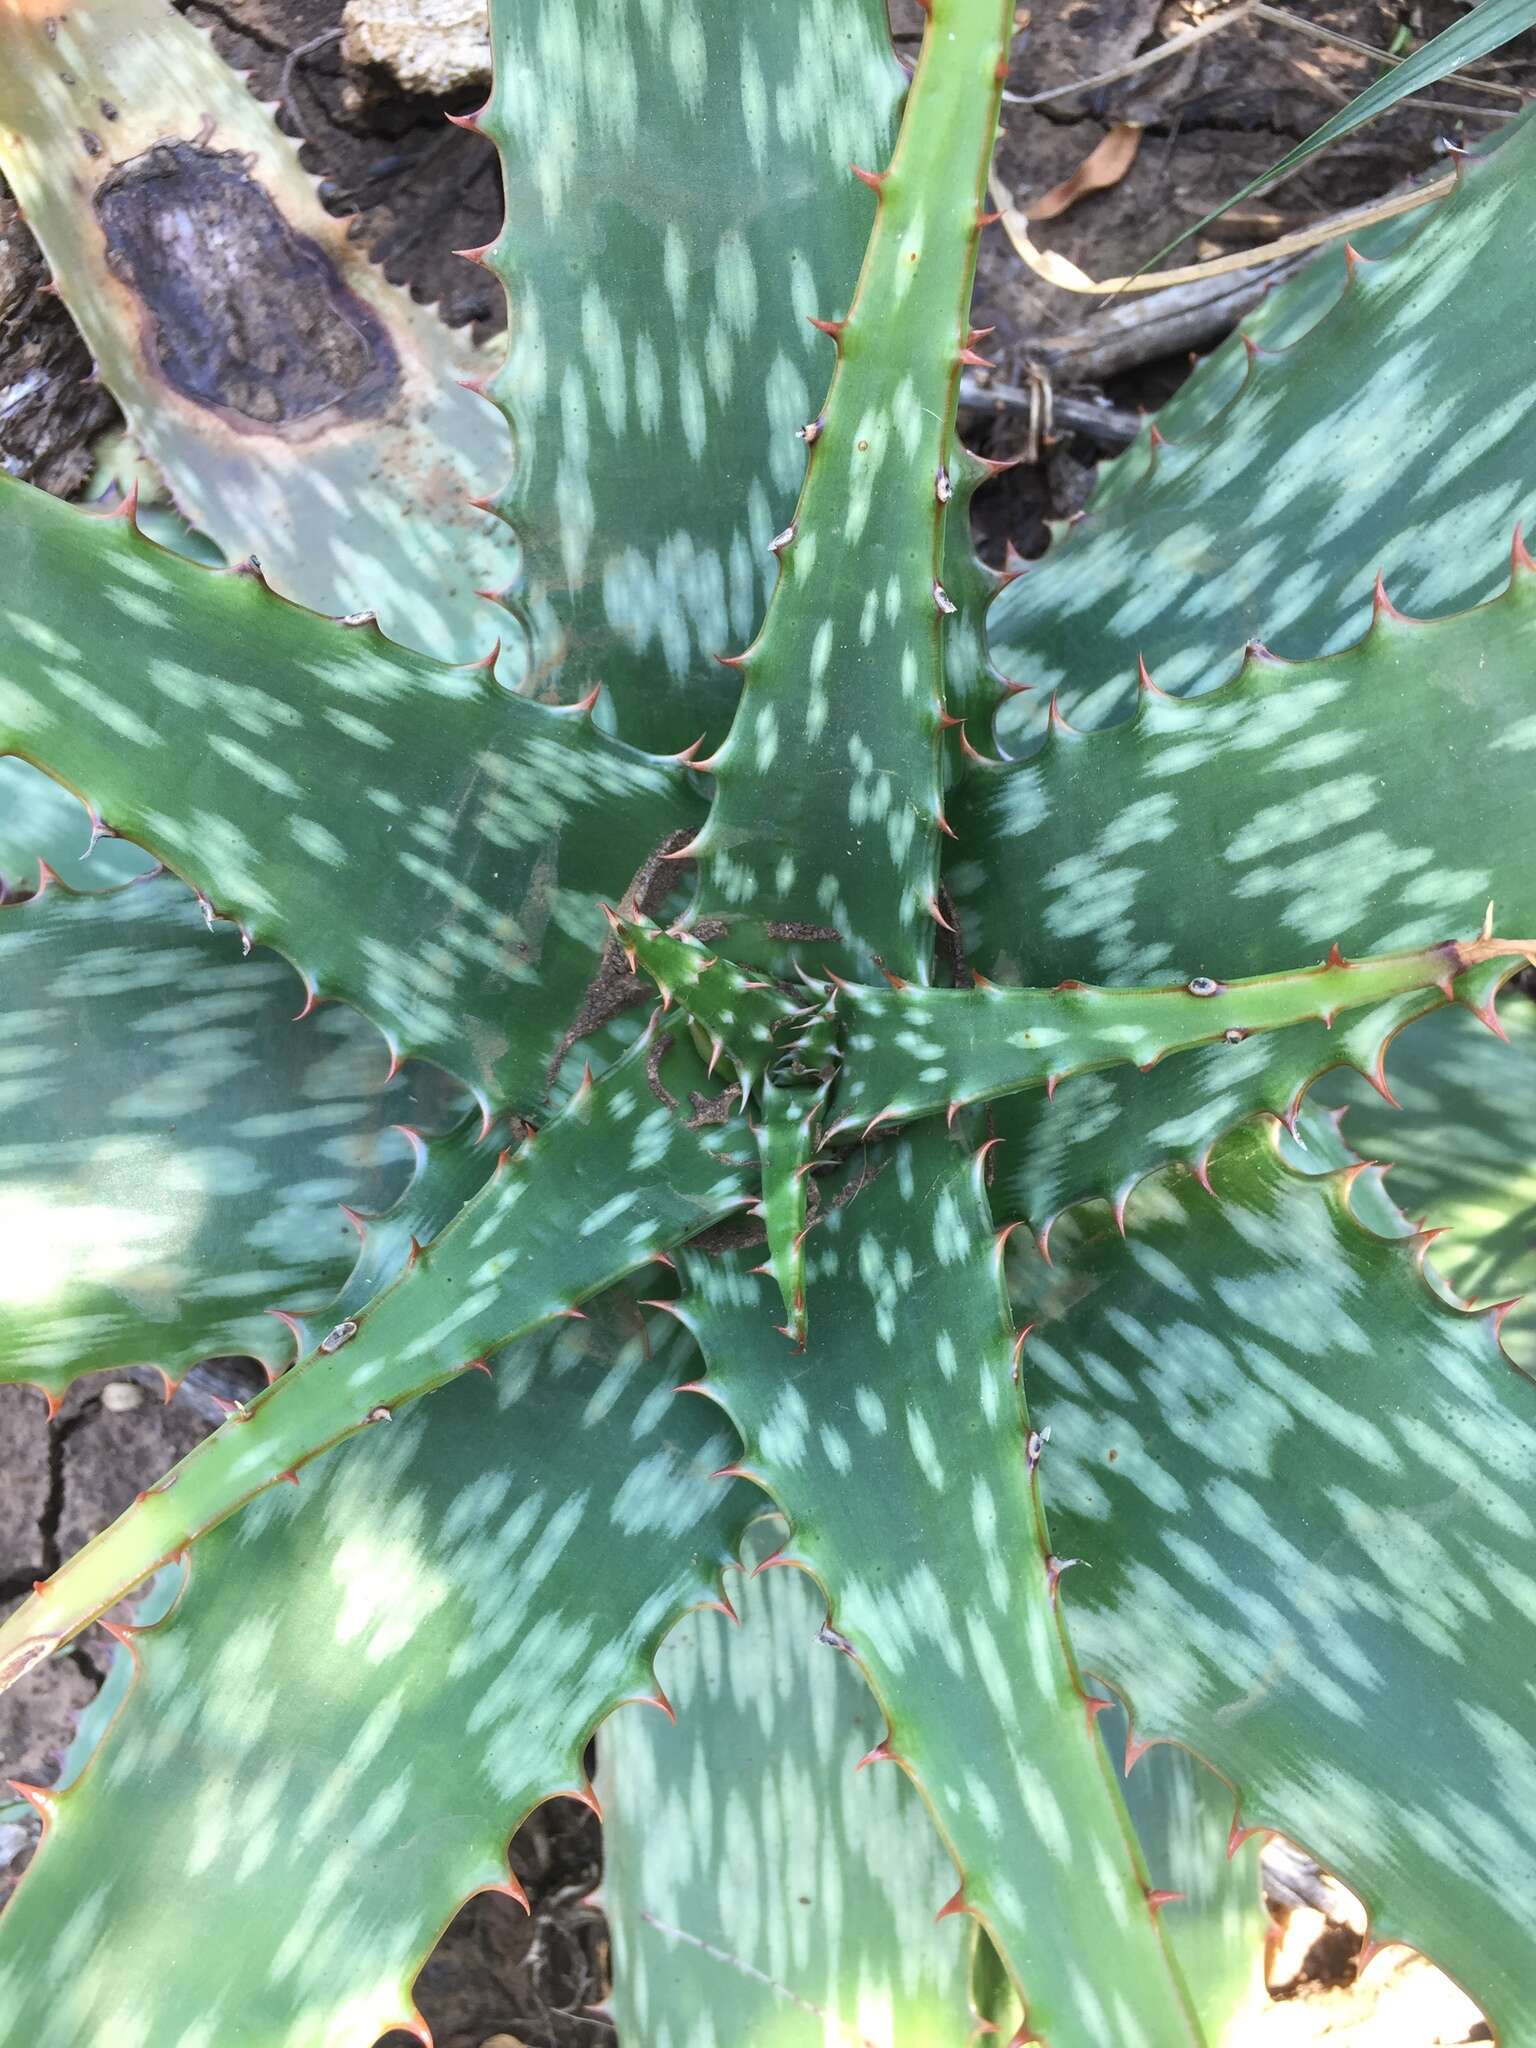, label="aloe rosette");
[3,0,1536,2042]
